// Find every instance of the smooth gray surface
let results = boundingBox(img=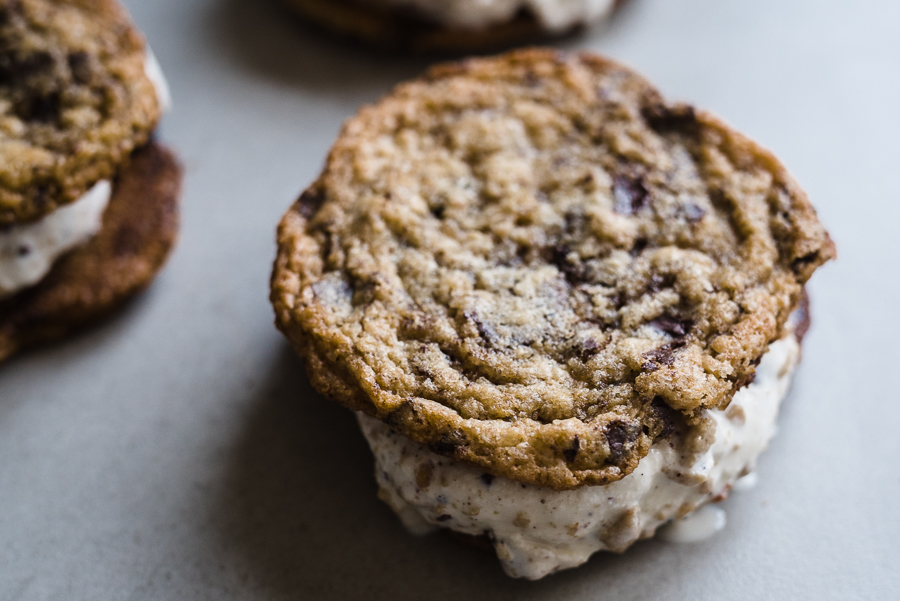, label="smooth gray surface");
[0,0,896,599]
